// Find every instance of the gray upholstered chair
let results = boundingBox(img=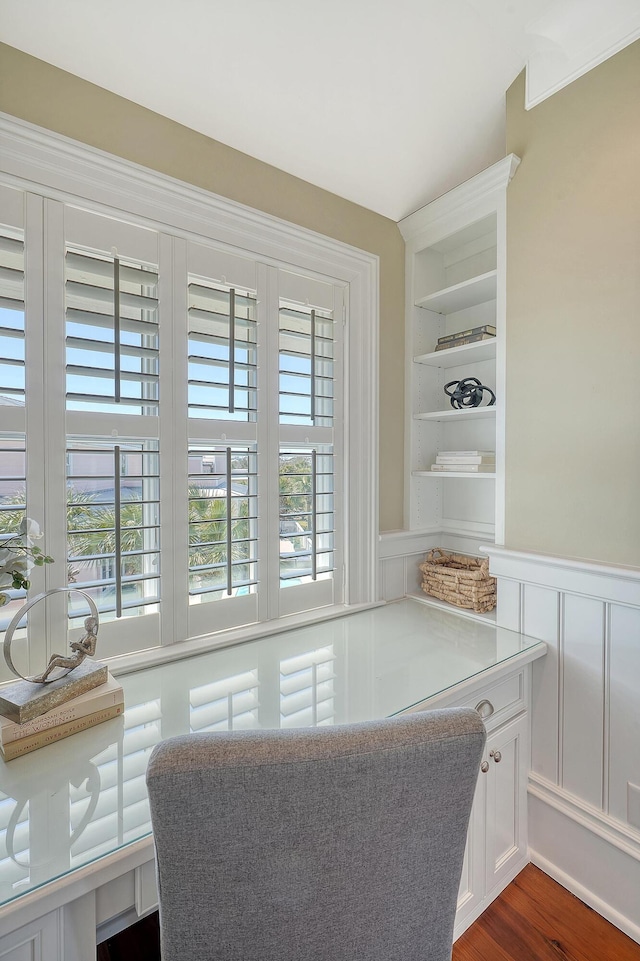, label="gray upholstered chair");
[146,707,485,961]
